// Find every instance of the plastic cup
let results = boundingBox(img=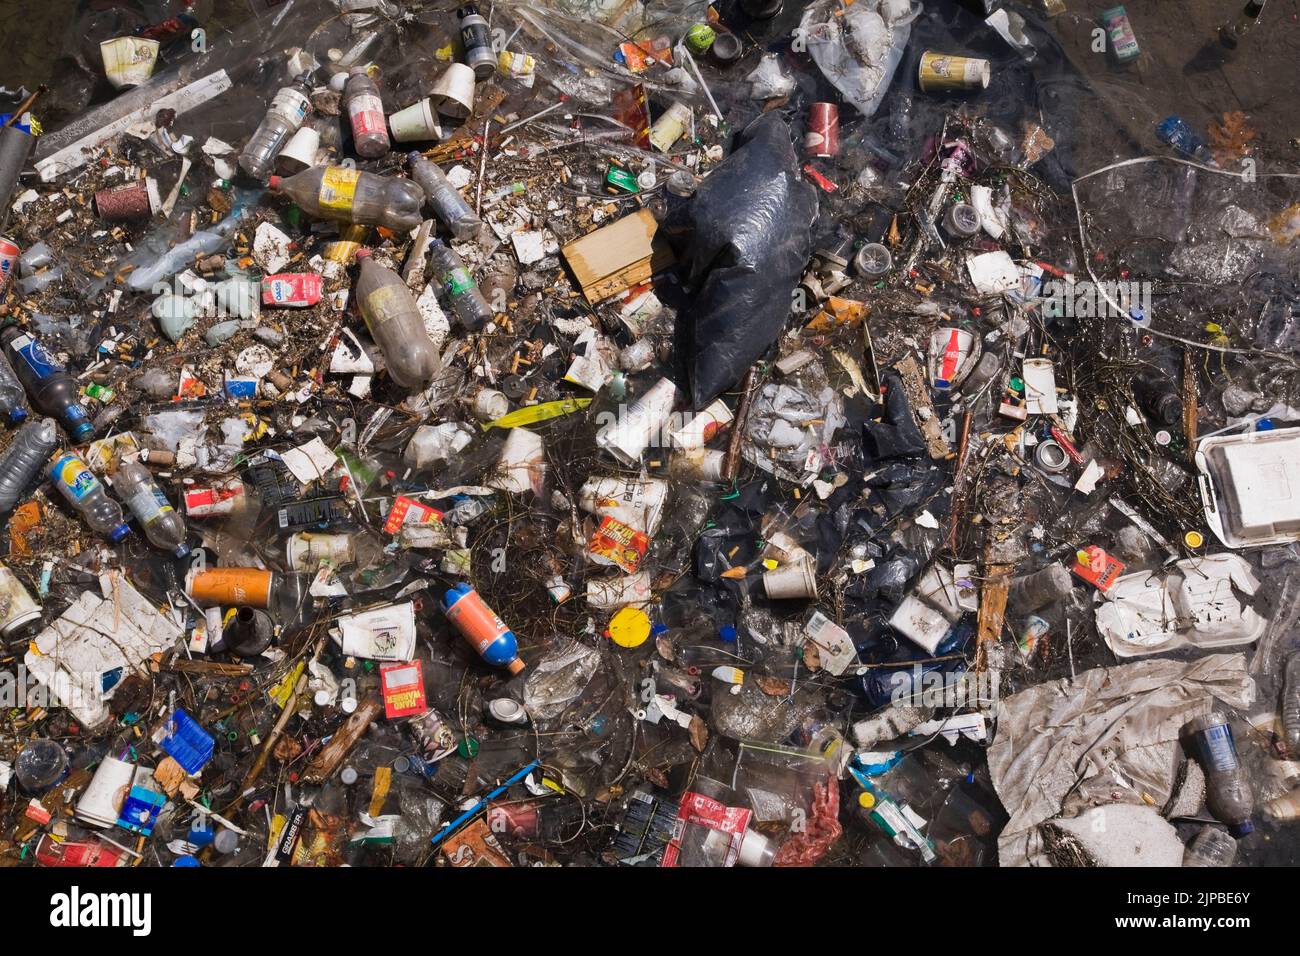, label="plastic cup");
[389,98,443,143]
[430,63,476,120]
[763,554,818,600]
